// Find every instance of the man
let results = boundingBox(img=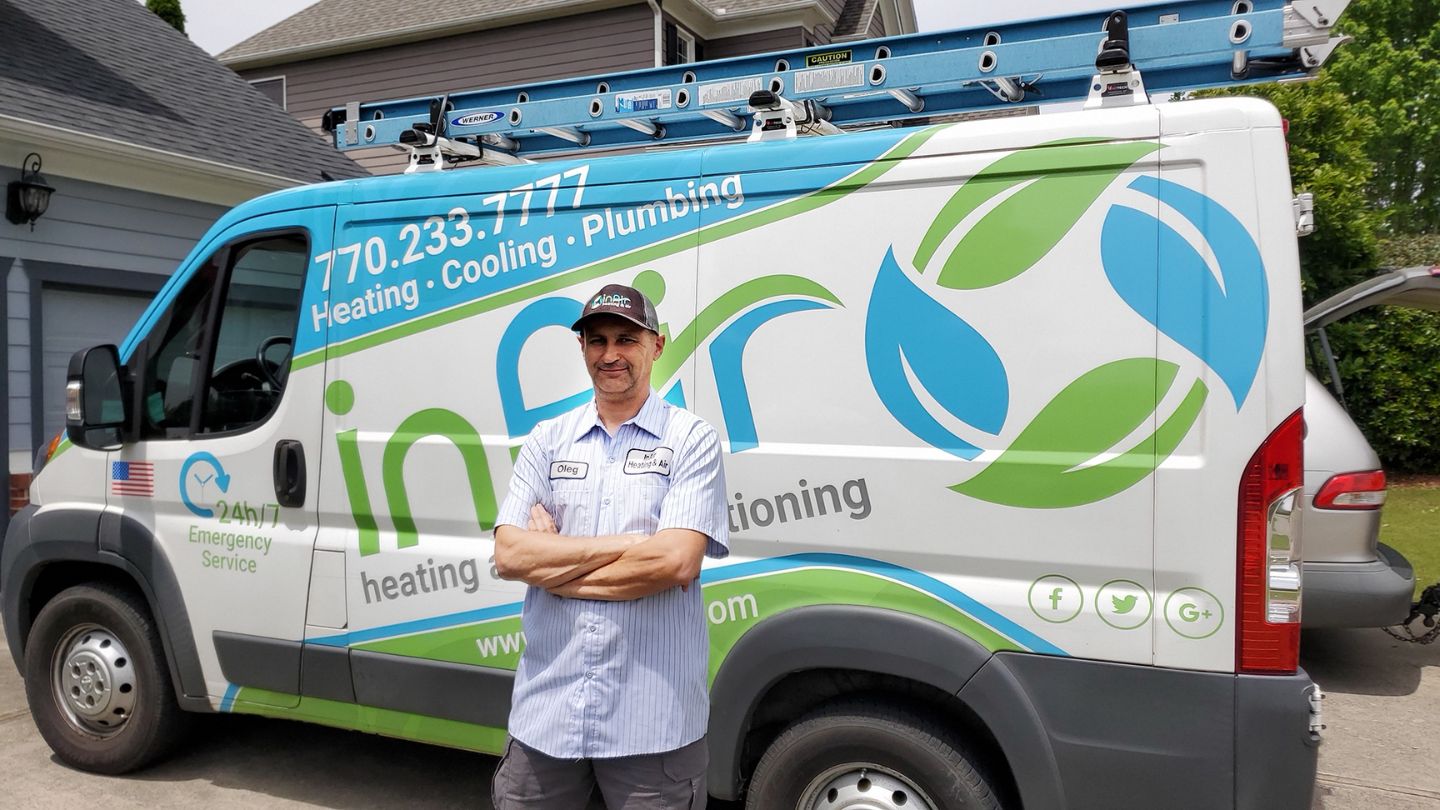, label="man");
[491,282,729,809]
